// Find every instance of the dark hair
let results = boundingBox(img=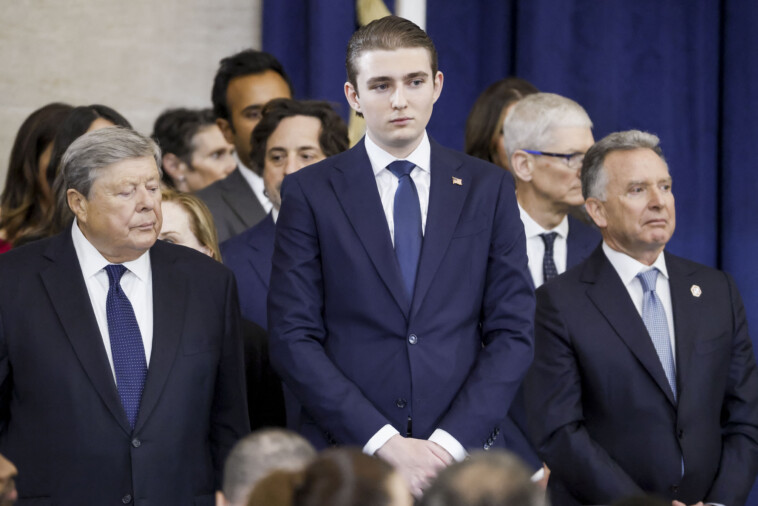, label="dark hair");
[250,99,349,171]
[43,105,132,237]
[346,15,438,91]
[293,449,400,506]
[464,78,539,164]
[211,49,293,122]
[151,108,217,187]
[0,103,73,245]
